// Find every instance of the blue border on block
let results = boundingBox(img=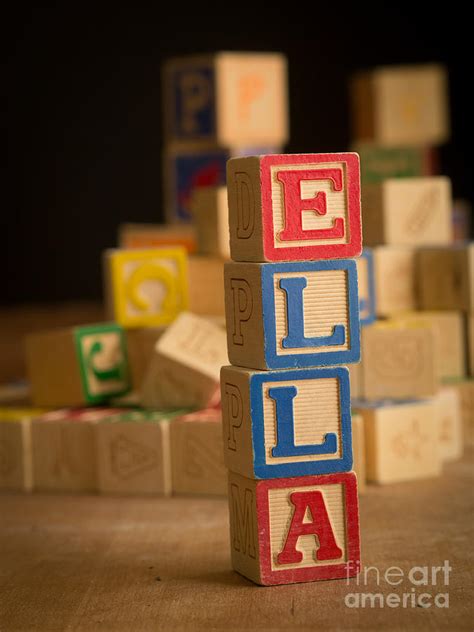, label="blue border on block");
[250,366,353,479]
[360,249,376,326]
[261,259,361,368]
